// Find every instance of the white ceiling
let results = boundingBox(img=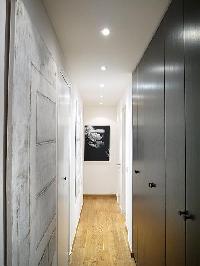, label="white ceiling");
[43,0,170,106]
